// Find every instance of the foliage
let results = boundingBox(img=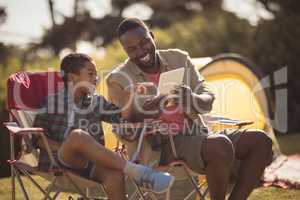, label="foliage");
[35,0,225,55]
[154,11,255,58]
[98,11,255,68]
[250,0,300,132]
[96,40,127,70]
